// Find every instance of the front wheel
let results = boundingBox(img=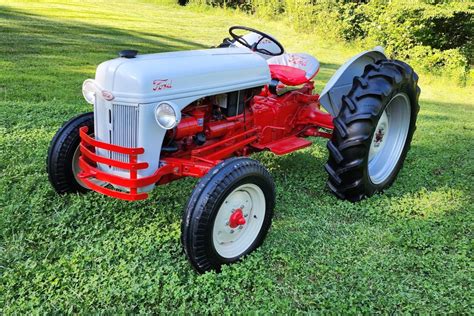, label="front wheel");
[325,60,420,202]
[181,157,275,273]
[47,112,94,194]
